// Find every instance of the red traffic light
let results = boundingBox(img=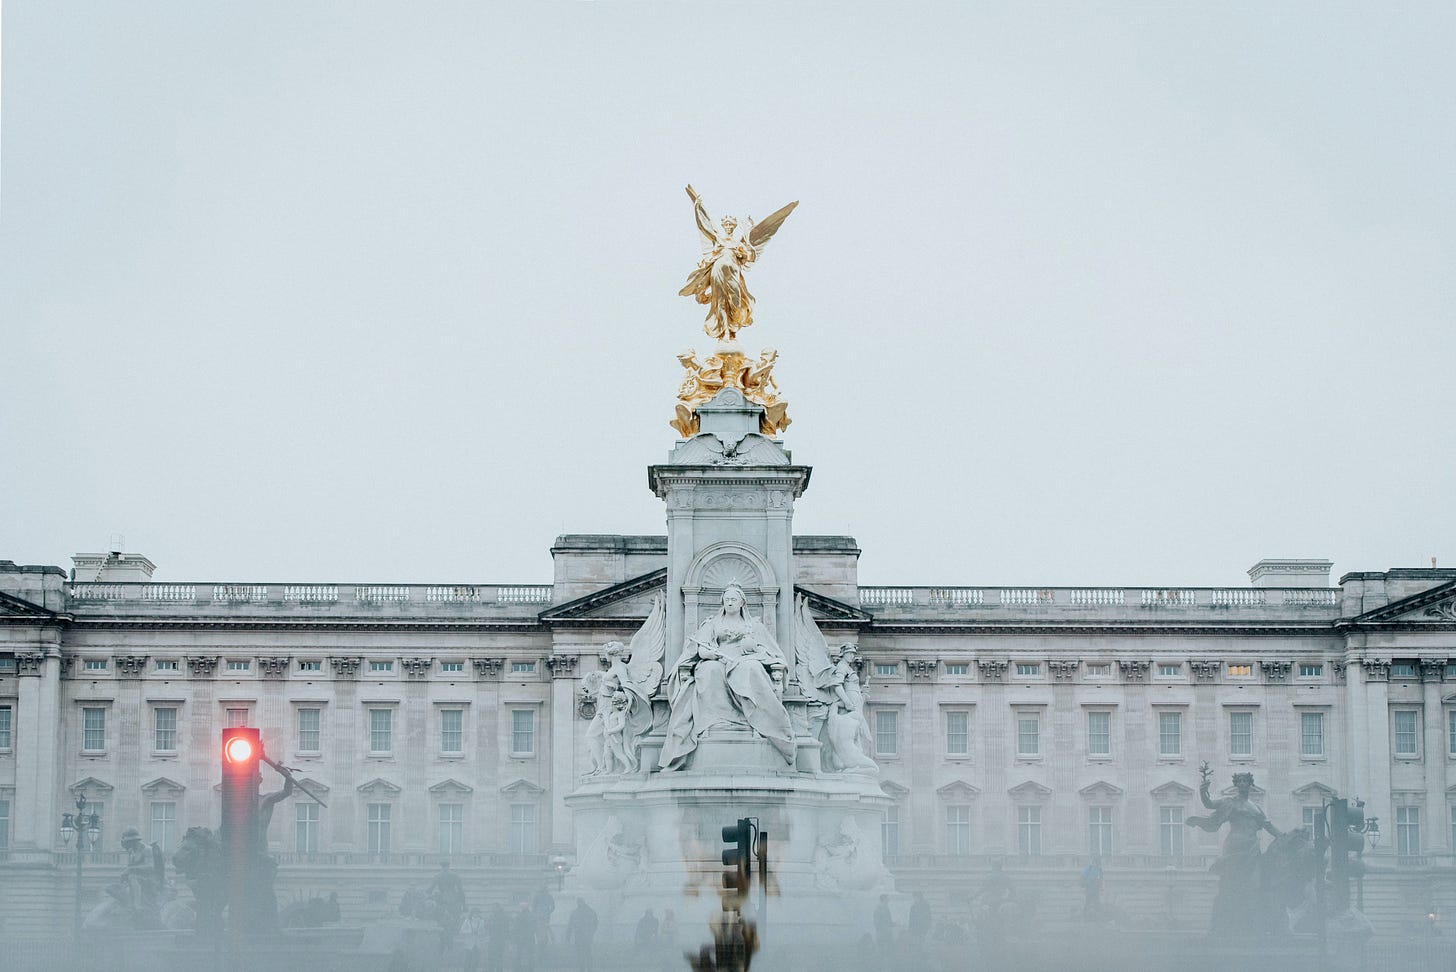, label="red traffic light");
[222,727,261,770]
[225,736,254,763]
